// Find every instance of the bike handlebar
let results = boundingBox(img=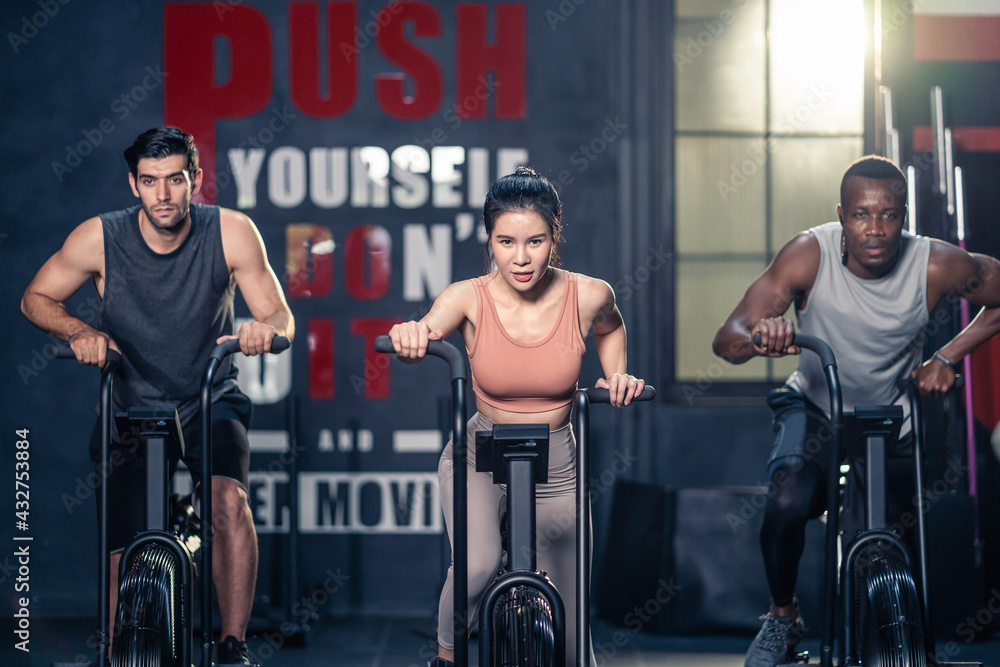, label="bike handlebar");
[51,343,76,359]
[51,341,122,375]
[582,385,656,403]
[752,331,837,369]
[210,335,291,361]
[374,335,467,382]
[52,336,290,373]
[374,335,655,398]
[897,374,964,391]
